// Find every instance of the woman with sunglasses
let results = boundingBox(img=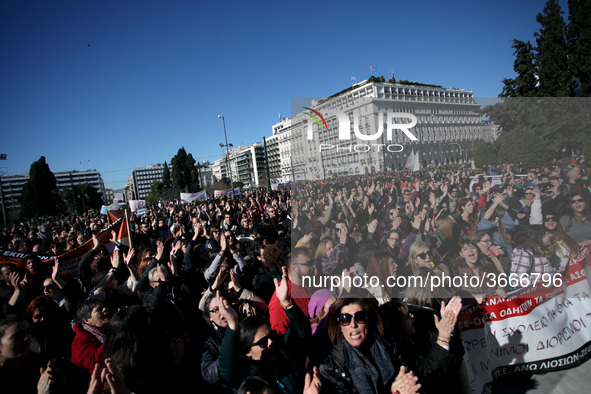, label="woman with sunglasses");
[559,194,591,247]
[381,229,401,262]
[316,297,421,394]
[407,240,449,276]
[529,194,580,269]
[217,267,310,393]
